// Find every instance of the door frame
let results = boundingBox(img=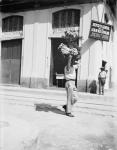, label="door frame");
[1,39,22,85]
